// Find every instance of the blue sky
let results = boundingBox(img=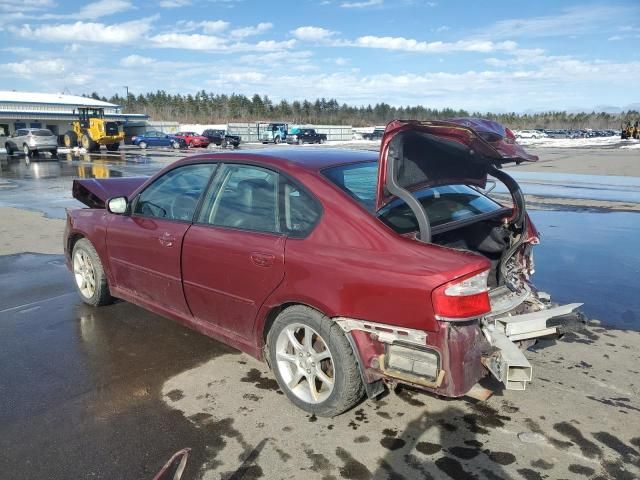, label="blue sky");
[0,0,639,112]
